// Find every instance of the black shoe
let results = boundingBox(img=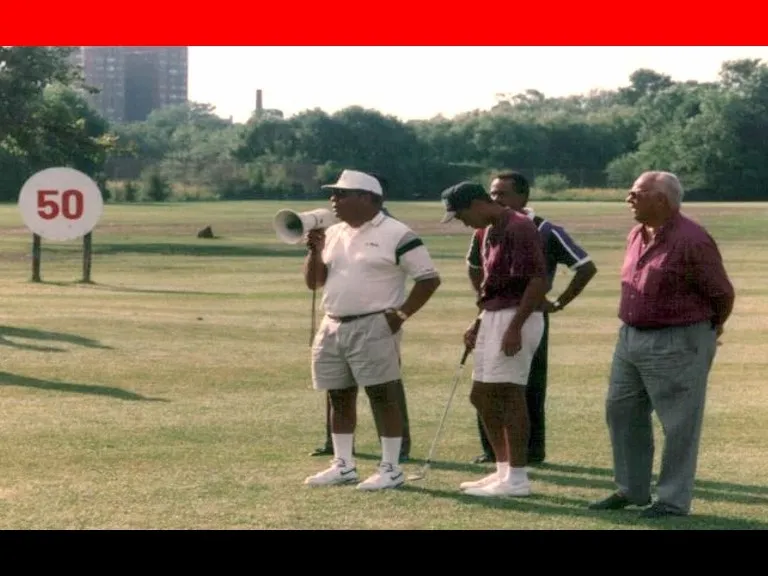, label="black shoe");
[472,454,494,464]
[588,492,651,510]
[639,502,687,519]
[528,447,545,464]
[400,454,410,462]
